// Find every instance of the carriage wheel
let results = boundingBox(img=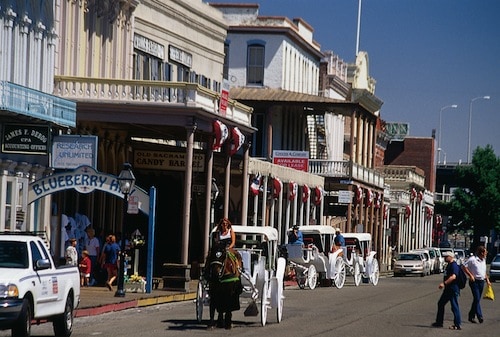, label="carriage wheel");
[353,261,362,287]
[369,259,380,286]
[260,281,269,327]
[333,257,346,289]
[196,280,205,322]
[307,265,318,290]
[276,283,284,323]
